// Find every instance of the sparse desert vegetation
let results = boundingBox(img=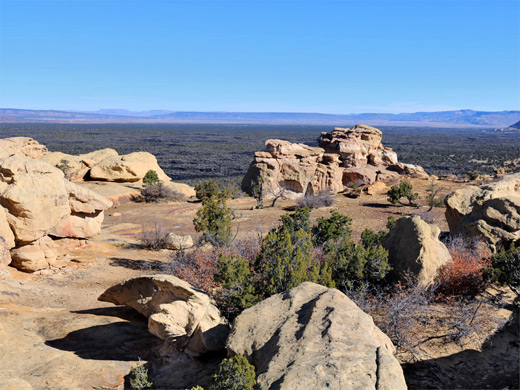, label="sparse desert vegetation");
[0,128,518,390]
